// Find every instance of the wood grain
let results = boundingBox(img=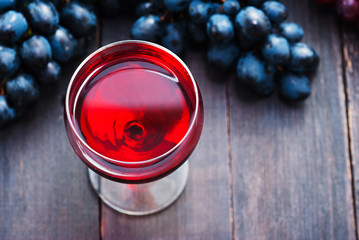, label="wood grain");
[0,41,99,238]
[100,16,232,240]
[342,22,359,238]
[229,1,356,239]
